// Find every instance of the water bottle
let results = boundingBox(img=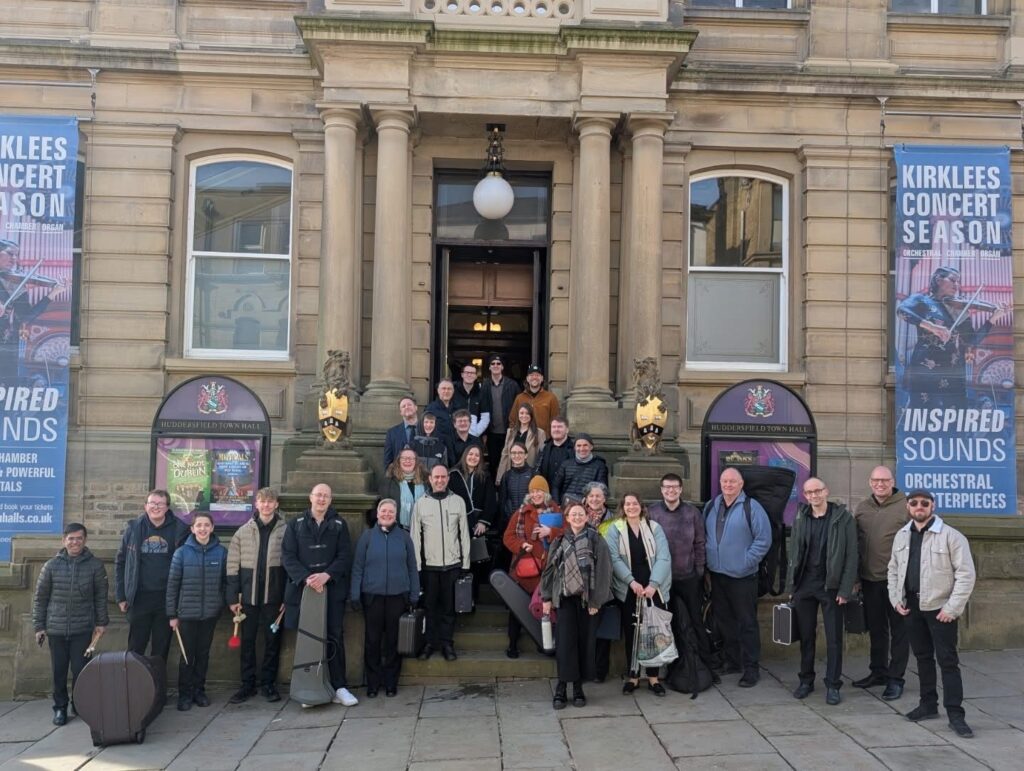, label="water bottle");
[541,613,554,651]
